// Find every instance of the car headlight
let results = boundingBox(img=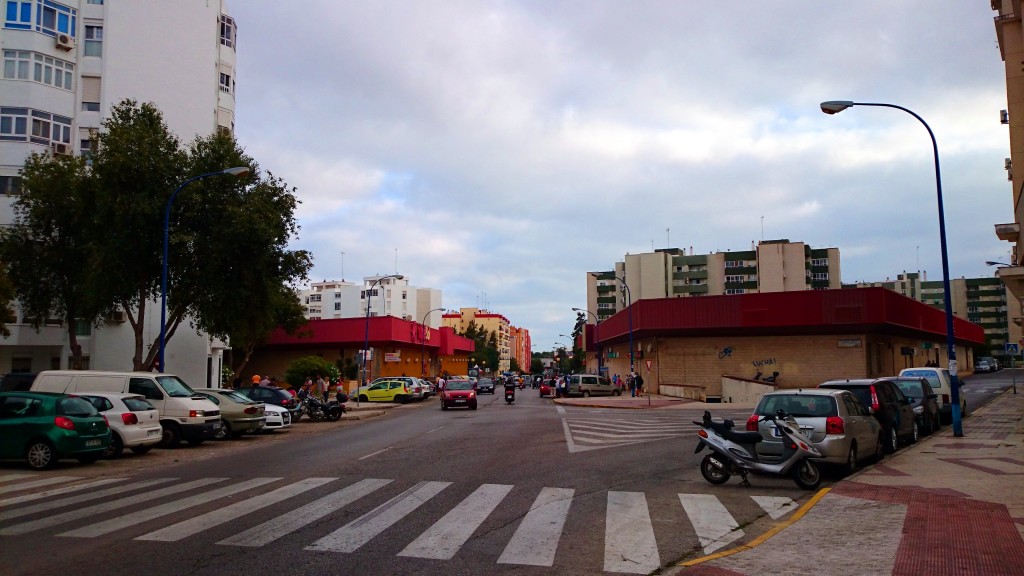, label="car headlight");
[913,406,923,415]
